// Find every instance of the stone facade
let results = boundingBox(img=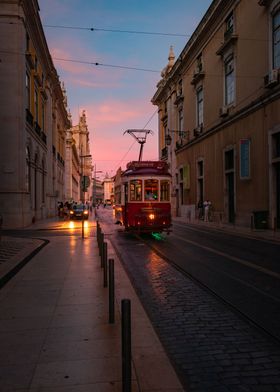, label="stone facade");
[152,0,280,229]
[0,0,70,228]
[68,110,92,203]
